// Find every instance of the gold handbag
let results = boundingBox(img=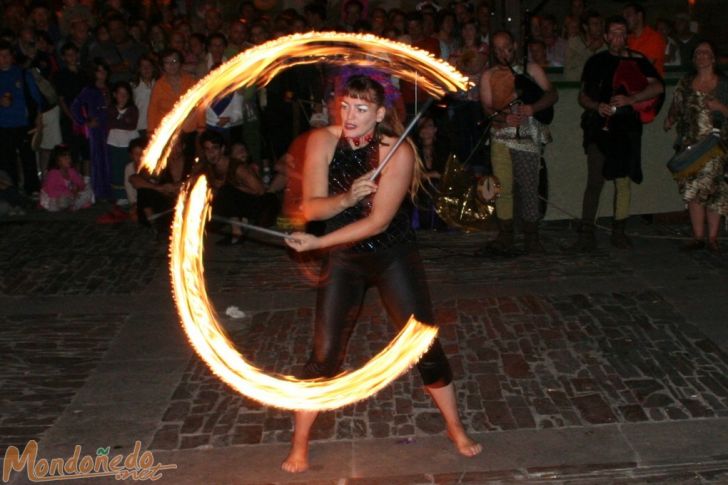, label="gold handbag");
[434,154,498,232]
